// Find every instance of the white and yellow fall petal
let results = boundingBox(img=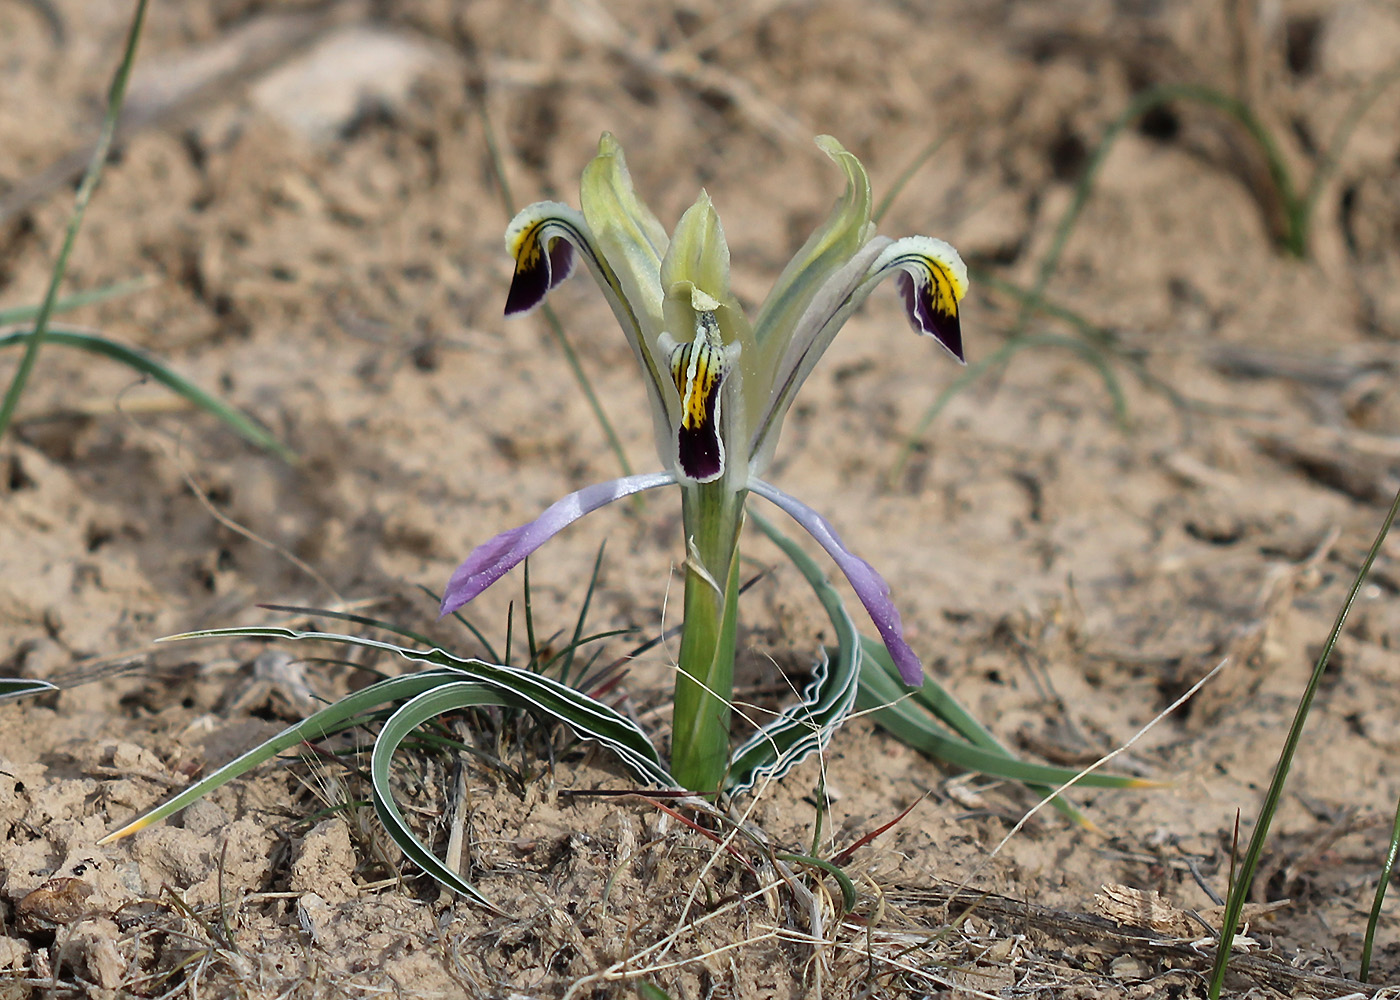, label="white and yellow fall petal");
[579,133,669,332]
[660,303,741,484]
[502,201,593,315]
[867,235,968,361]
